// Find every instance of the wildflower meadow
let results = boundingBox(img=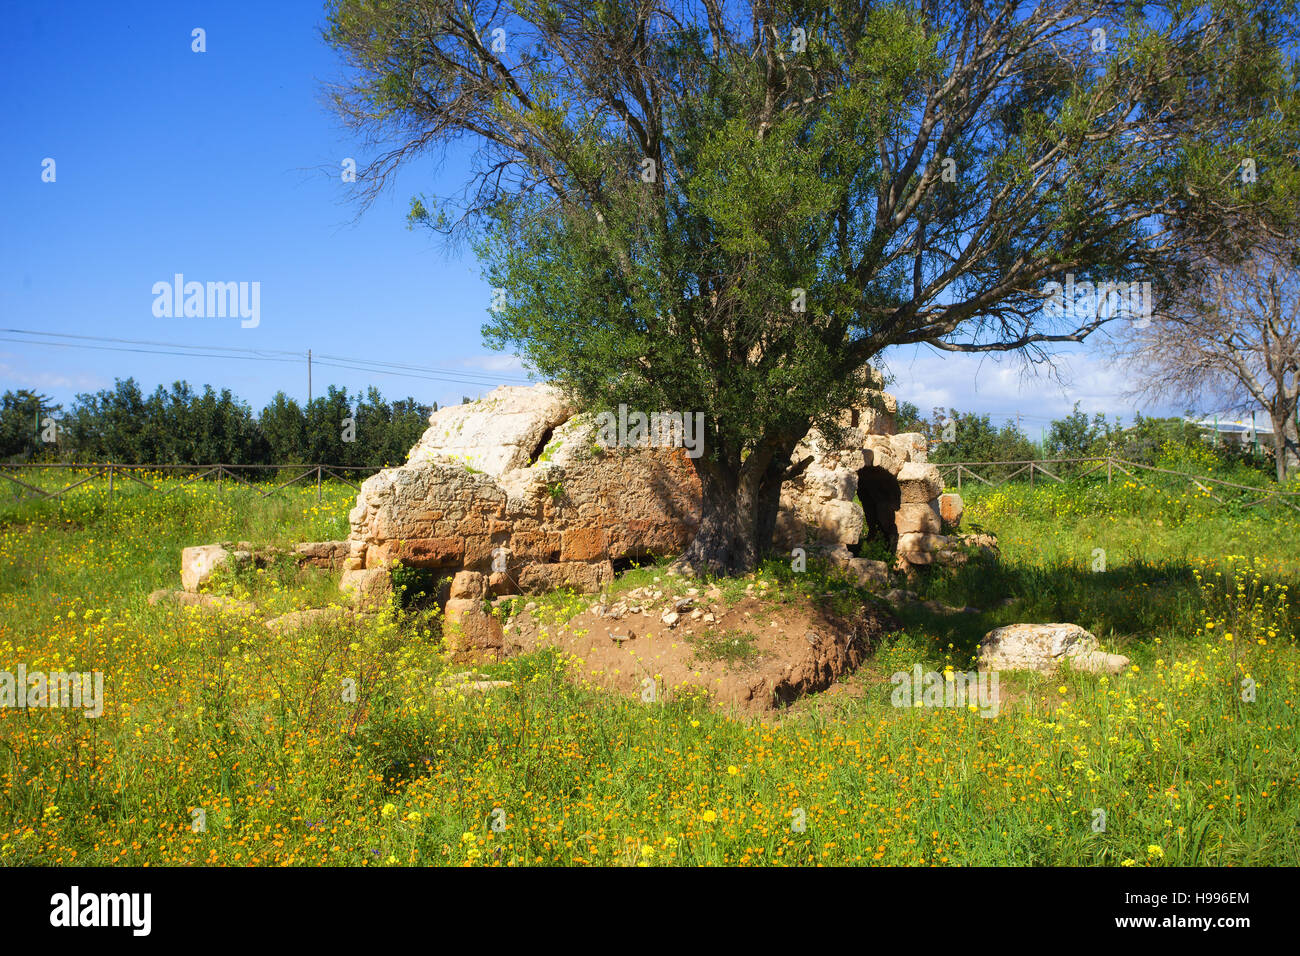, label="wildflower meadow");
[0,469,1295,866]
